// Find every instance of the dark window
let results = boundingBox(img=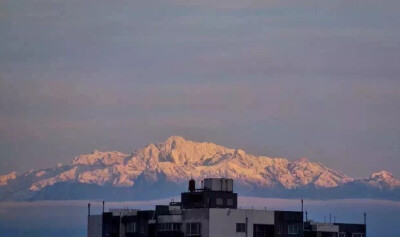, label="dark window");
[159,223,181,231]
[277,225,282,234]
[227,199,233,206]
[236,223,246,232]
[127,222,136,233]
[253,224,274,237]
[288,225,299,235]
[173,223,182,231]
[186,223,201,236]
[216,198,223,205]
